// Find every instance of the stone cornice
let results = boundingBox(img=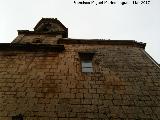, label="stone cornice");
[18,30,68,38]
[0,43,65,52]
[58,39,146,49]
